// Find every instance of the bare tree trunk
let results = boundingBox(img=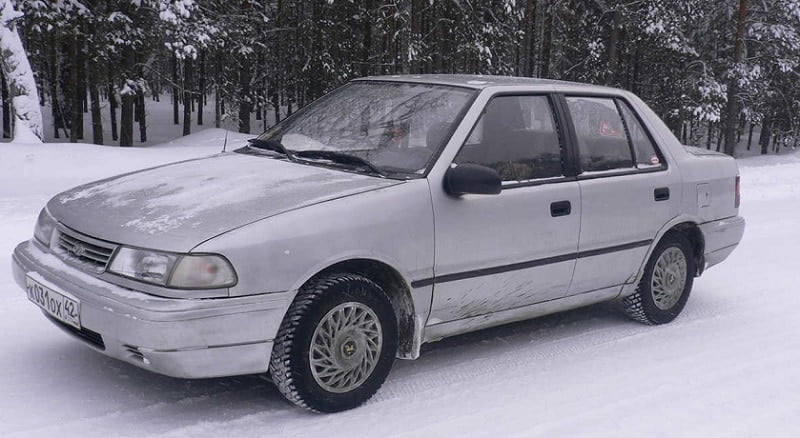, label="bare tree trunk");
[773,131,779,153]
[79,48,87,118]
[197,51,204,125]
[238,63,251,134]
[364,0,373,76]
[118,45,134,146]
[1,70,9,138]
[183,58,192,136]
[681,121,687,144]
[120,92,134,146]
[215,88,221,129]
[69,35,81,142]
[723,0,748,157]
[271,84,279,125]
[108,80,118,143]
[521,0,536,77]
[172,53,179,125]
[541,1,554,78]
[88,66,103,144]
[747,123,754,150]
[46,36,63,139]
[410,0,423,74]
[737,116,744,142]
[384,2,396,74]
[606,10,622,85]
[214,52,222,129]
[759,119,770,154]
[631,49,641,95]
[433,4,444,73]
[136,90,146,142]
